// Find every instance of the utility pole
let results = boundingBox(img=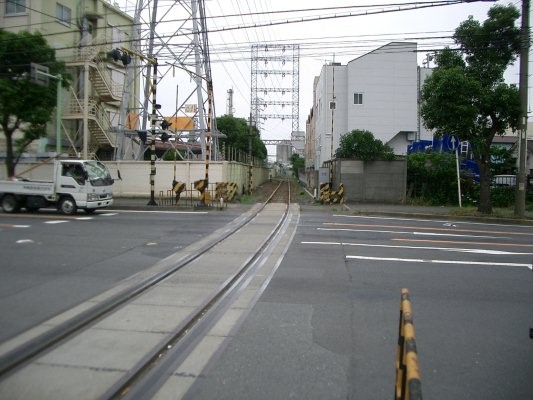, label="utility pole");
[248,113,254,195]
[514,0,529,217]
[329,62,336,192]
